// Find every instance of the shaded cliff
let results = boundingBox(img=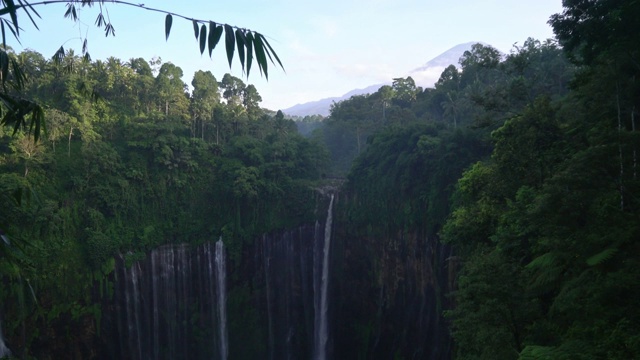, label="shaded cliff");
[332,225,455,359]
